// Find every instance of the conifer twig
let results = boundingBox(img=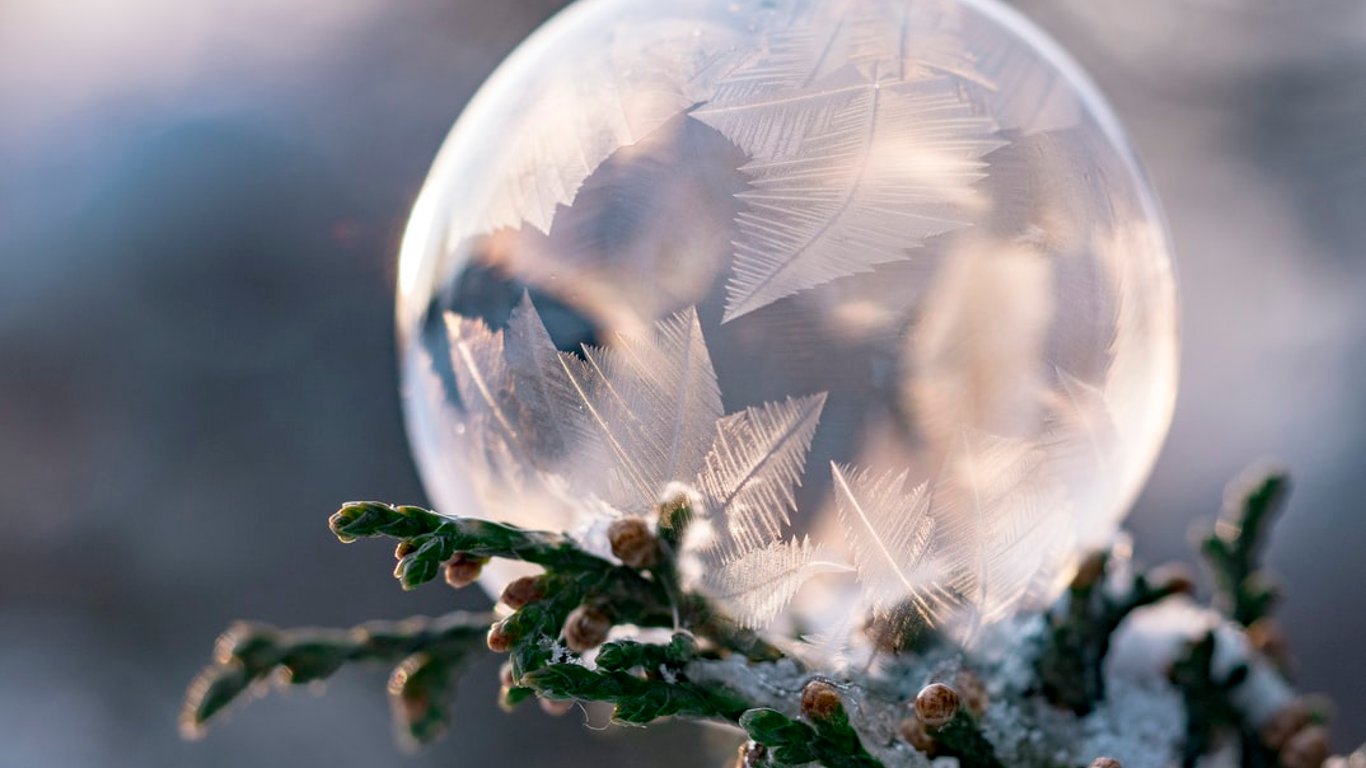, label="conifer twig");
[1199,469,1289,626]
[181,611,493,743]
[1038,551,1194,713]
